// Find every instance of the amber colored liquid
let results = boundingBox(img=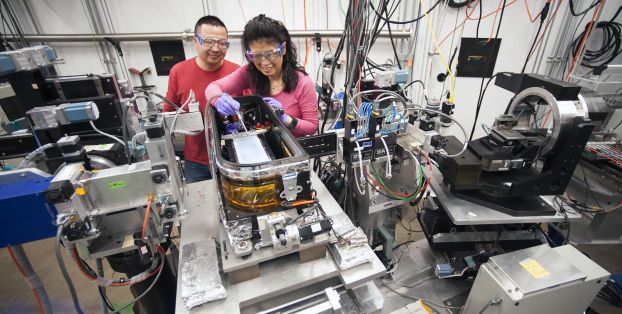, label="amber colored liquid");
[220,175,281,213]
